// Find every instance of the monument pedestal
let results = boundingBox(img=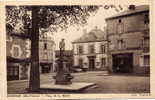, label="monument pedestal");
[53,72,73,85]
[53,58,73,85]
[40,82,96,92]
[44,45,96,92]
